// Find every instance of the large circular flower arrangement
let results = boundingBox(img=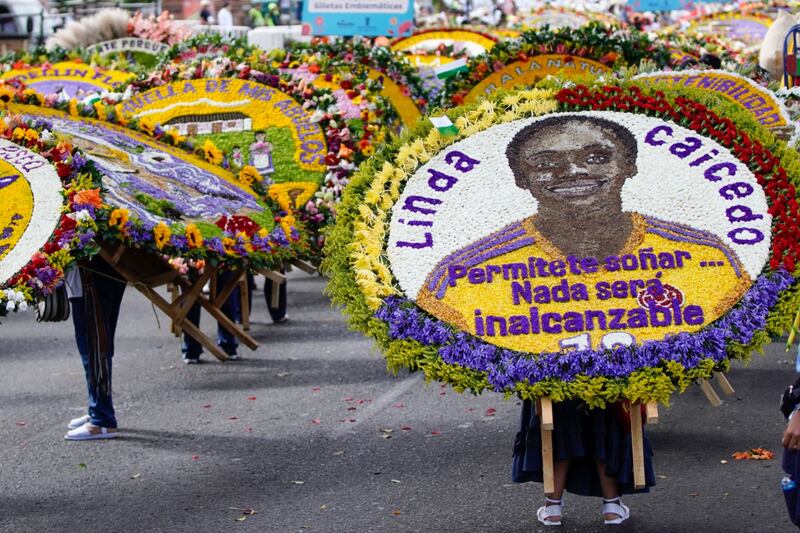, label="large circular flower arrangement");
[324,82,800,407]
[519,6,593,30]
[655,26,750,69]
[116,49,397,256]
[0,114,105,314]
[685,12,773,50]
[441,23,673,107]
[6,102,304,271]
[1,60,133,99]
[277,38,430,129]
[390,29,499,59]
